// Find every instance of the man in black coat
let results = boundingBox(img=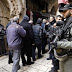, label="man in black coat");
[20,15,35,65]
